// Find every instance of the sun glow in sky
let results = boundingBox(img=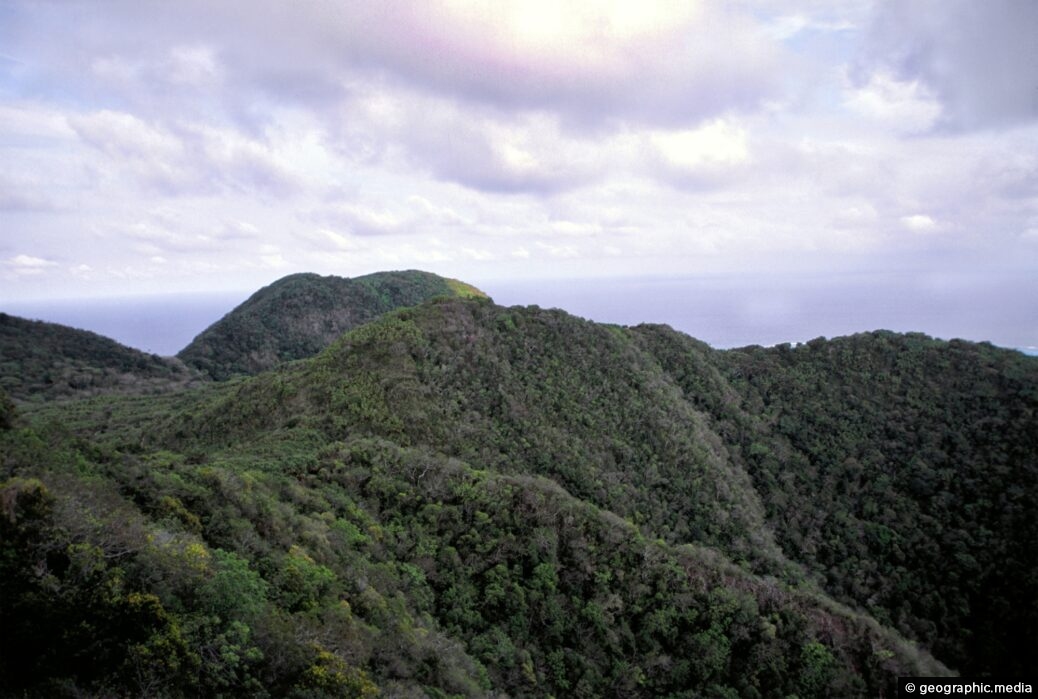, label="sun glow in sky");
[1,0,1036,345]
